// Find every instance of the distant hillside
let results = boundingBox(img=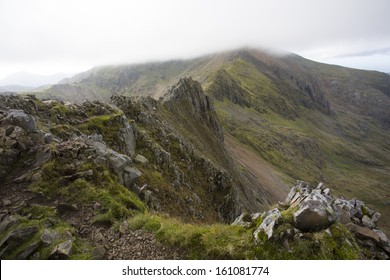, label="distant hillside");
[0,85,35,93]
[34,48,390,234]
[0,72,73,89]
